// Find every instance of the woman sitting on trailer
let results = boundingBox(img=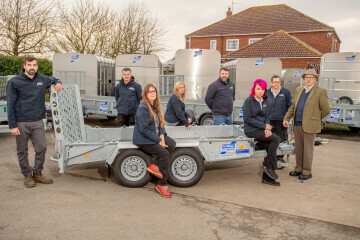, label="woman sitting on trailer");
[242,79,281,186]
[133,84,176,198]
[165,81,192,130]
